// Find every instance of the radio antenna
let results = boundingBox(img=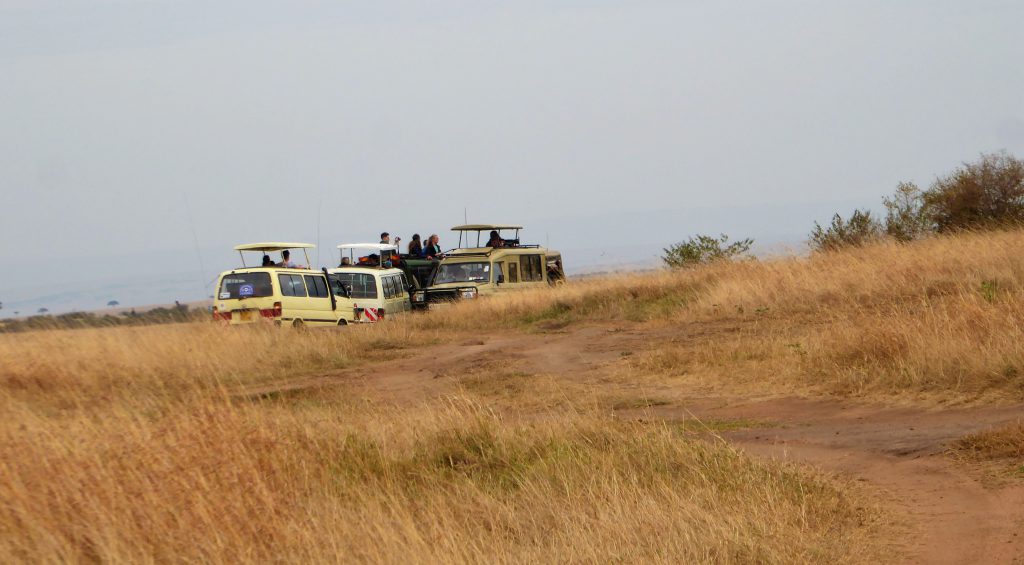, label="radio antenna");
[183,193,207,297]
[315,194,323,267]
